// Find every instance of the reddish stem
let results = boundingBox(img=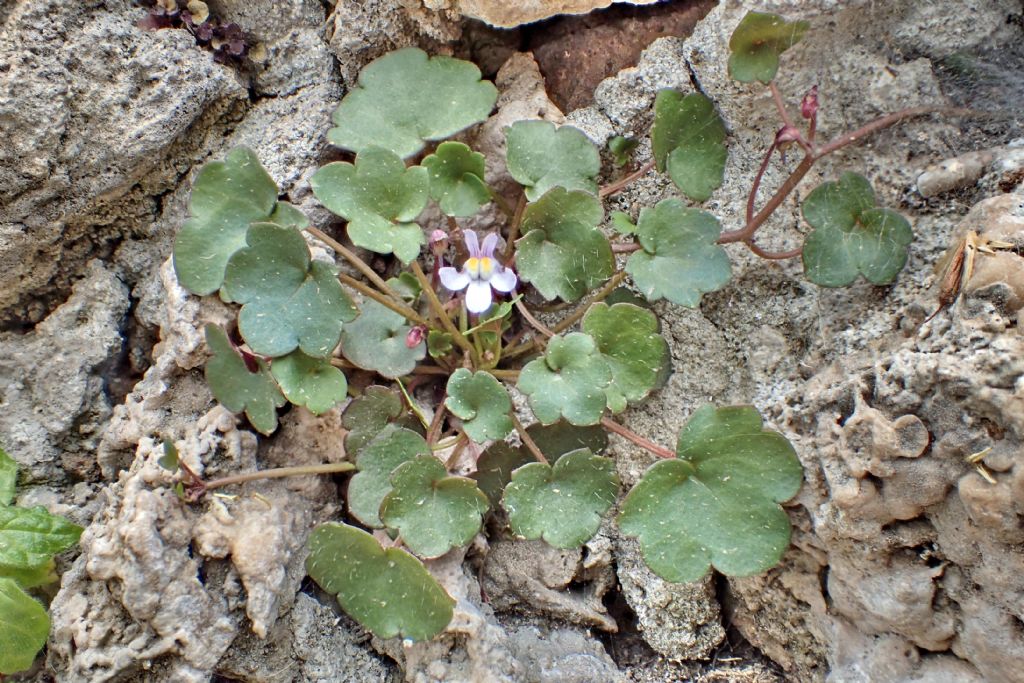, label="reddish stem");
[600,160,656,198]
[745,241,803,260]
[601,417,675,459]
